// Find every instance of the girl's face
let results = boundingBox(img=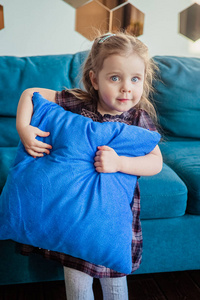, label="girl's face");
[90,53,145,116]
